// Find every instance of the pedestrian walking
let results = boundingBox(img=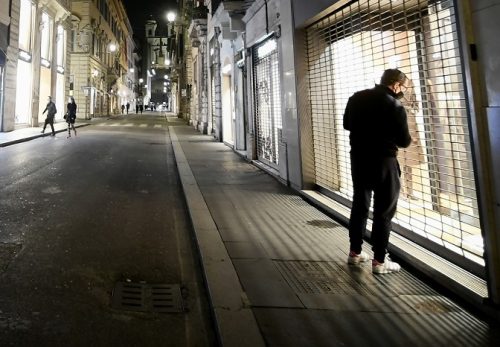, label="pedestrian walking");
[126,102,130,114]
[343,68,412,274]
[41,96,57,136]
[65,96,77,138]
[121,104,125,114]
[136,104,139,114]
